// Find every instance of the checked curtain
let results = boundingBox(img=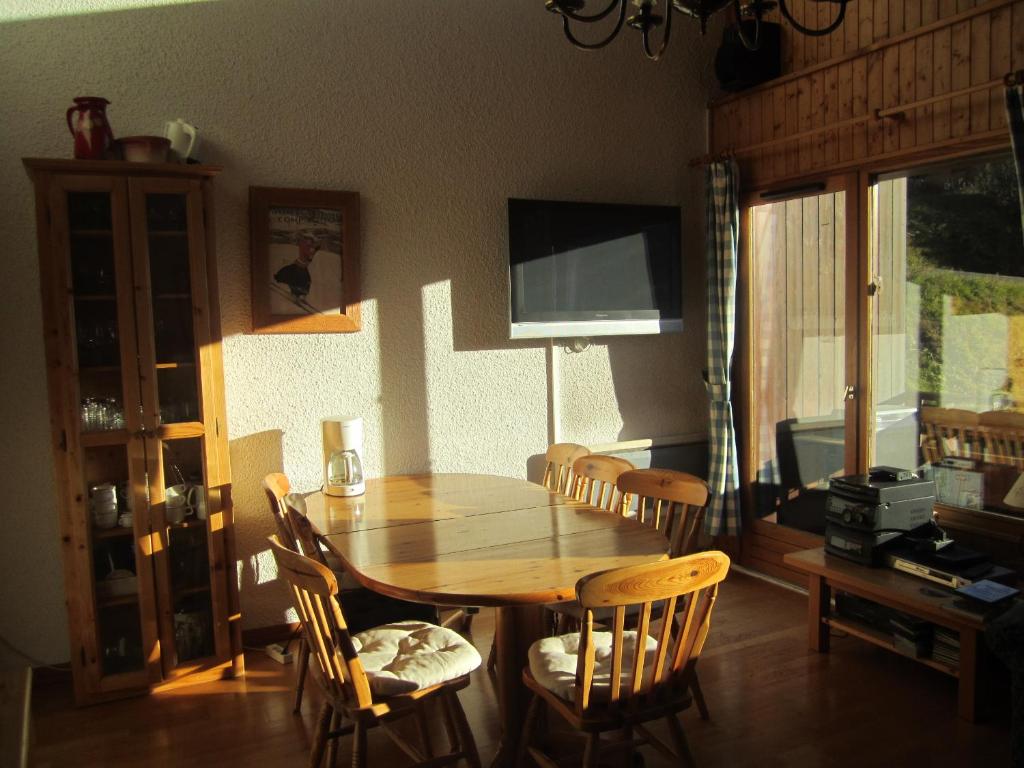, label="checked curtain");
[704,160,741,536]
